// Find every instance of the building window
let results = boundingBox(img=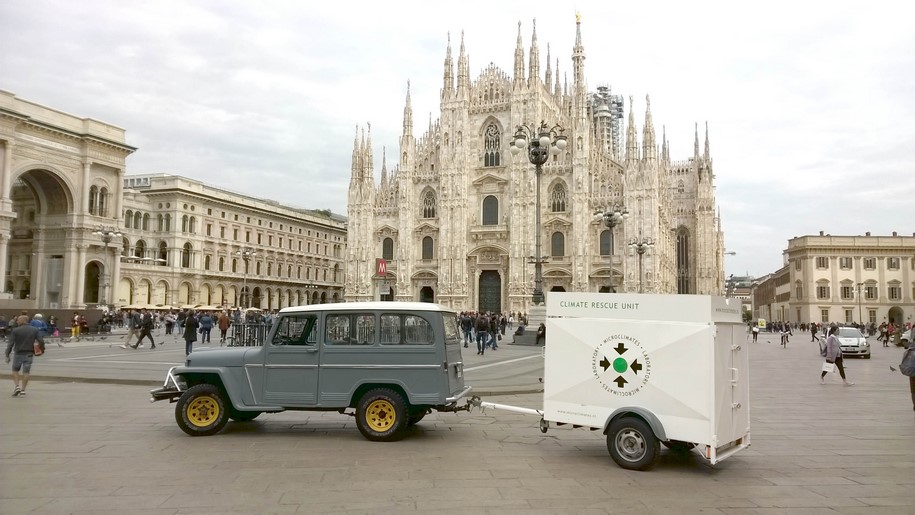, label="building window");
[422,191,436,218]
[795,259,801,271]
[865,285,877,299]
[677,180,684,194]
[233,229,238,240]
[157,214,164,232]
[551,232,565,257]
[845,309,853,324]
[820,309,829,323]
[142,213,150,231]
[840,286,853,300]
[181,243,192,268]
[796,284,803,299]
[839,257,852,269]
[204,255,211,270]
[219,257,224,272]
[887,257,900,270]
[483,123,501,167]
[550,184,566,212]
[816,285,830,299]
[868,309,877,324]
[232,259,237,273]
[863,257,876,270]
[206,224,212,236]
[599,230,613,256]
[88,185,98,215]
[815,257,829,269]
[889,285,901,300]
[182,215,189,233]
[482,195,498,225]
[256,262,261,275]
[267,263,273,276]
[382,237,394,261]
[421,236,433,260]
[189,216,196,233]
[99,187,108,217]
[158,242,167,263]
